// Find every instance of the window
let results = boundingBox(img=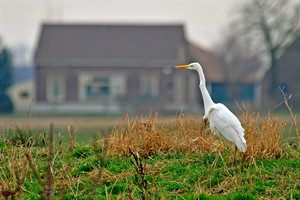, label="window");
[47,75,65,103]
[19,91,29,99]
[79,74,126,101]
[111,76,126,97]
[85,77,110,98]
[139,75,159,97]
